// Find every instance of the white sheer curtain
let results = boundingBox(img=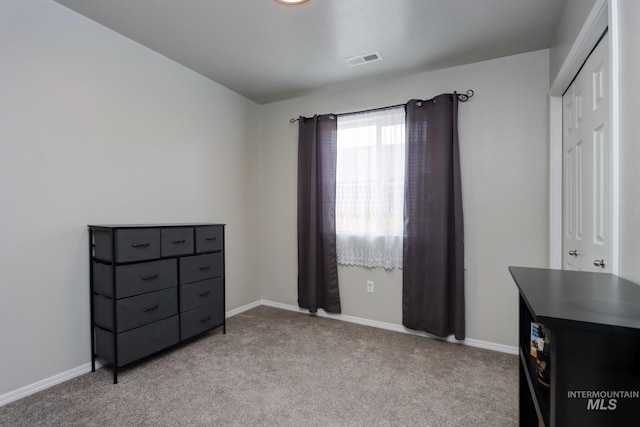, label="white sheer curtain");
[336,106,405,269]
